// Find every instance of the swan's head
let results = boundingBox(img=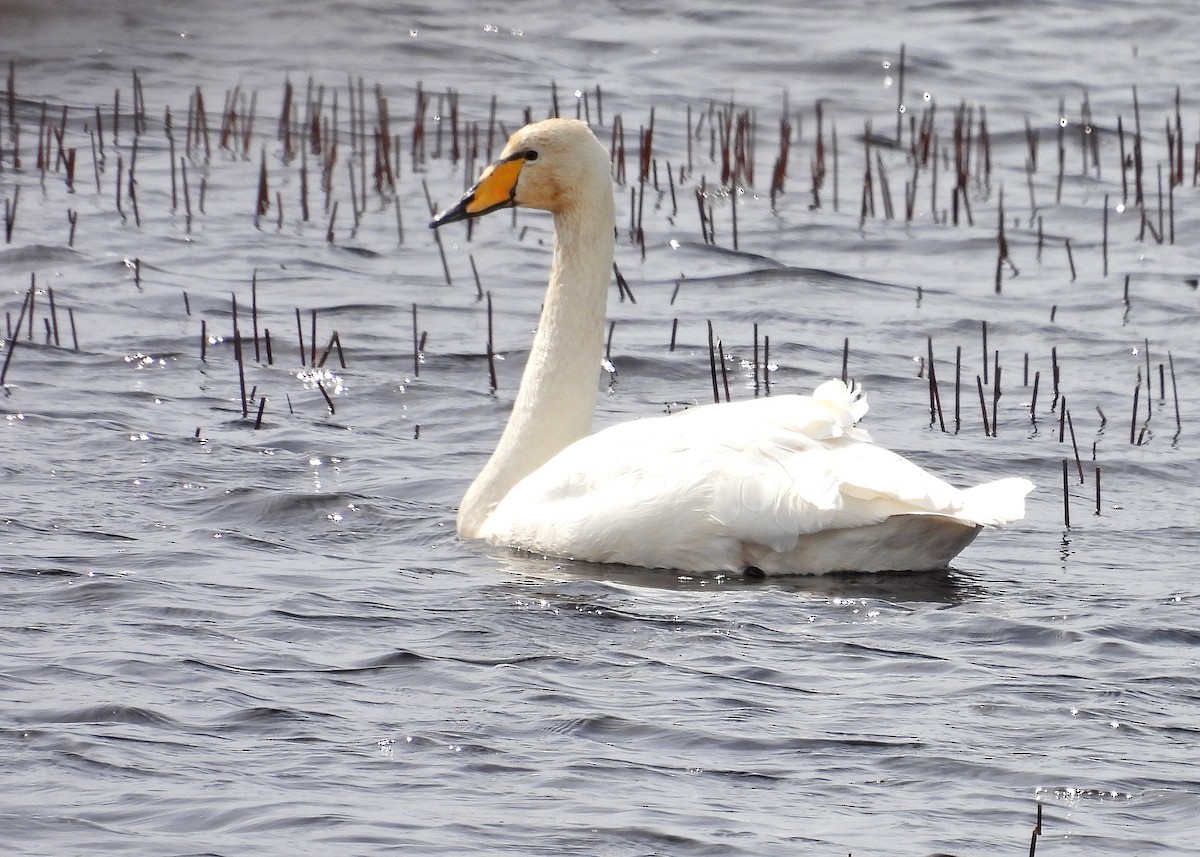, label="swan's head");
[430,118,611,228]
